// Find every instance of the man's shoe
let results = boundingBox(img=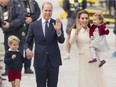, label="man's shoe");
[24,68,33,74]
[2,71,7,76]
[88,59,97,63]
[99,60,106,67]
